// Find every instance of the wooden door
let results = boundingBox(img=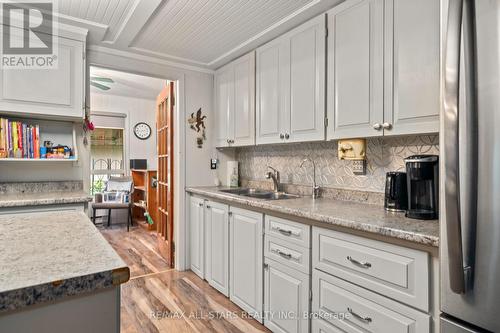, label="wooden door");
[288,14,326,143]
[205,201,229,296]
[326,0,384,140]
[156,82,175,267]
[229,207,263,321]
[189,195,204,279]
[264,258,310,333]
[384,0,440,135]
